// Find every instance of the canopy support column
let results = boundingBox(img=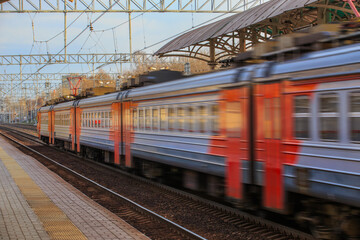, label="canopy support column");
[208,39,217,70]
